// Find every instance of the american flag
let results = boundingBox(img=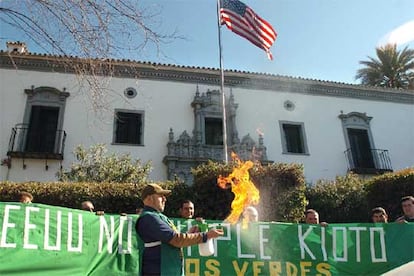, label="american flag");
[220,0,277,60]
